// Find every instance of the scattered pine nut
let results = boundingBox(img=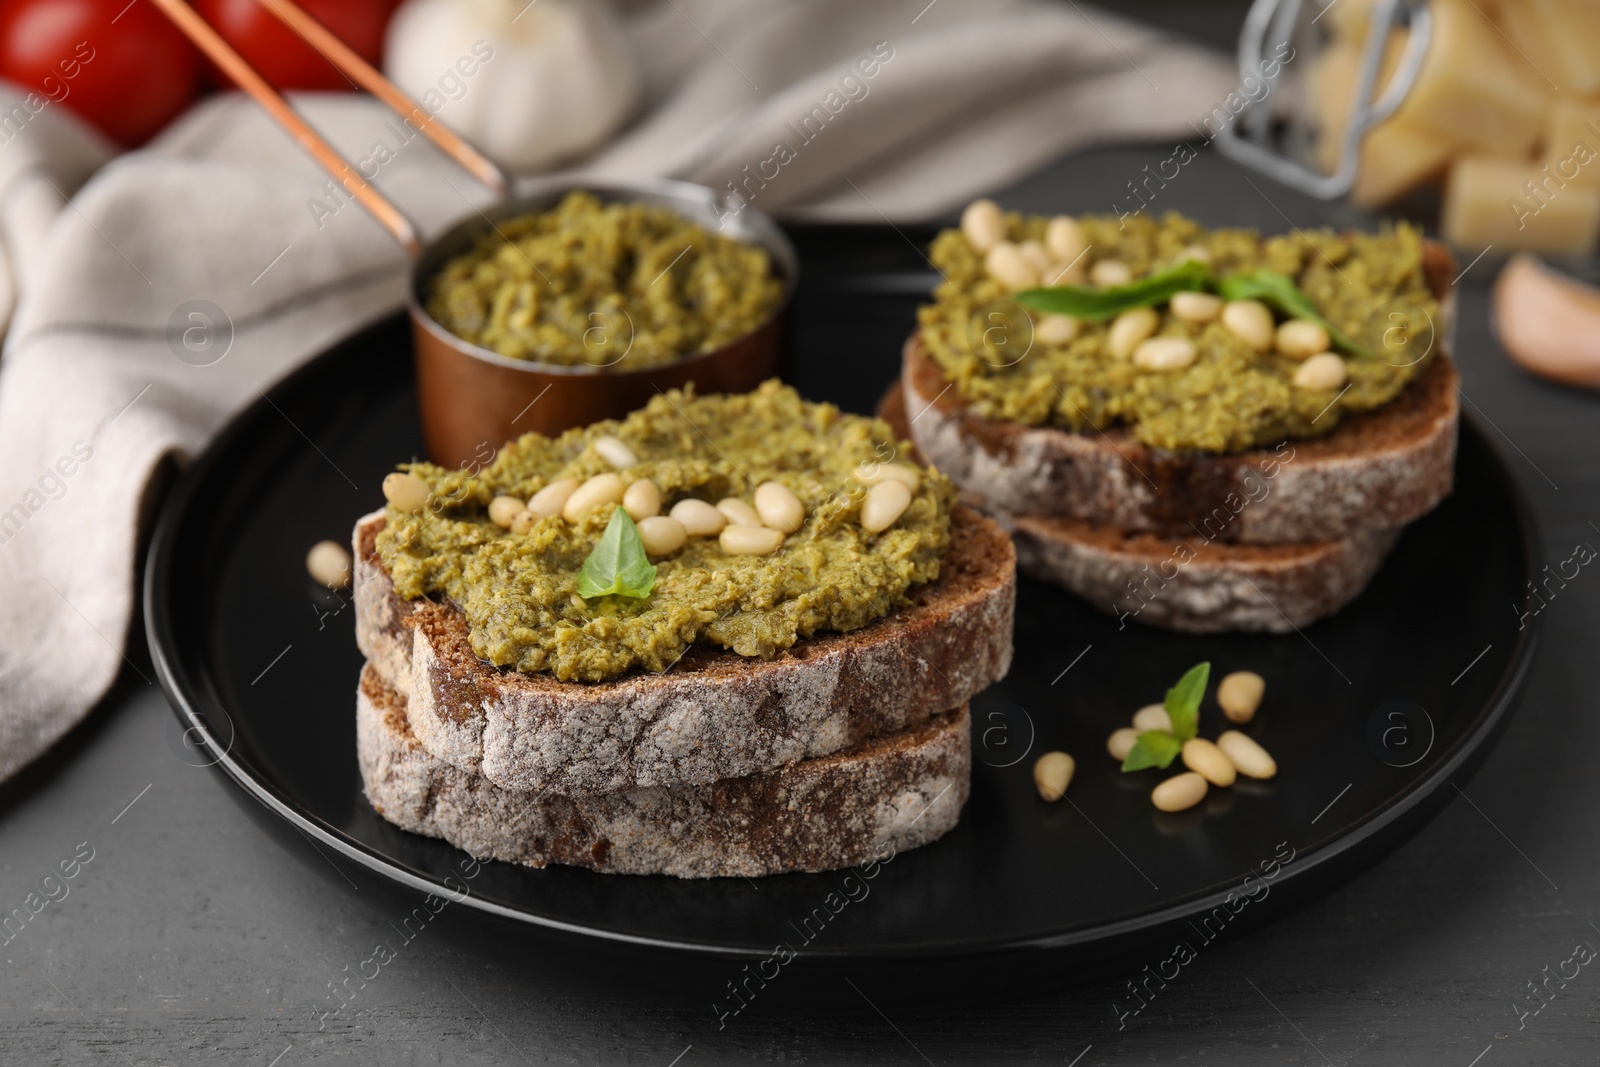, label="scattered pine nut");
[1132,704,1172,732]
[1107,727,1140,761]
[488,495,525,528]
[1218,671,1265,724]
[861,480,912,534]
[1218,730,1277,779]
[594,435,638,469]
[382,472,430,514]
[1181,738,1236,788]
[1153,772,1209,812]
[306,541,351,589]
[1034,751,1076,801]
